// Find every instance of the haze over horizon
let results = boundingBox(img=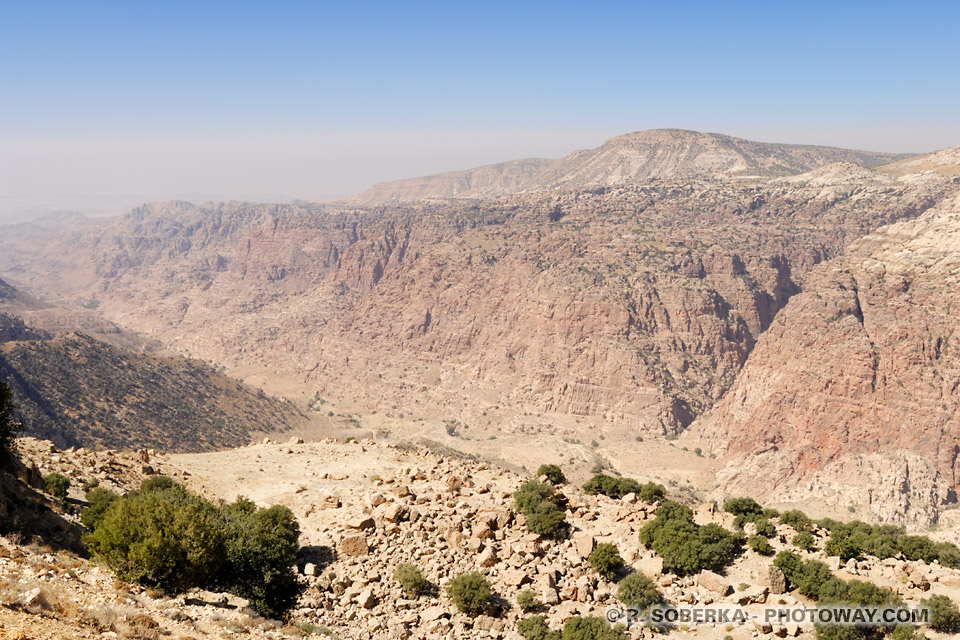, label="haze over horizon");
[2,1,959,221]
